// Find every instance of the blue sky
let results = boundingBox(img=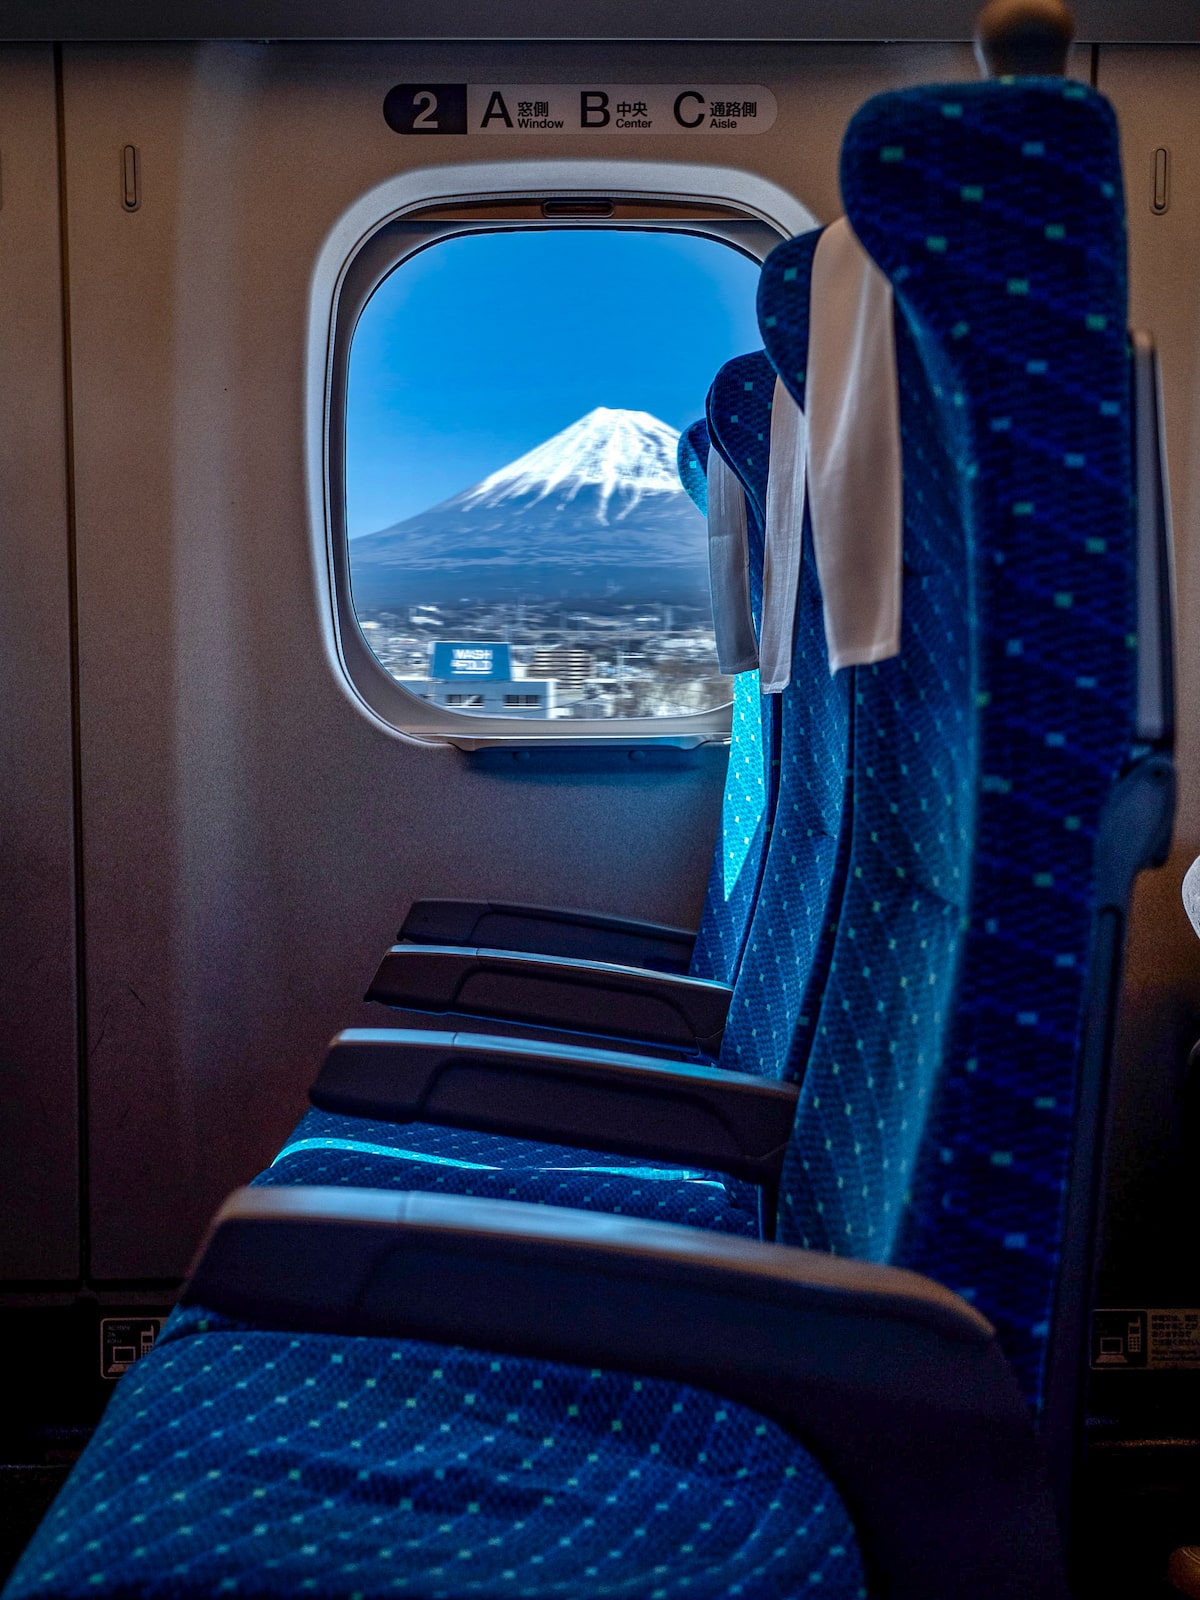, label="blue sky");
[345,228,763,536]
